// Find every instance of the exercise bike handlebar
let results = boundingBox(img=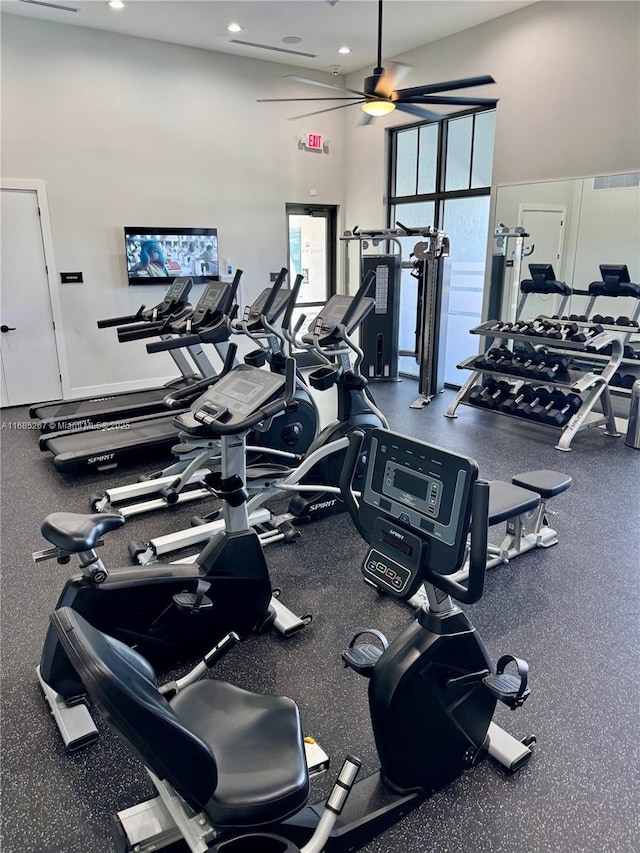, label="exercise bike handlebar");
[421,480,489,605]
[163,344,237,409]
[193,357,296,435]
